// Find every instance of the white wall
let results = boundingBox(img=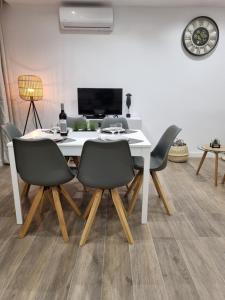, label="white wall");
[1,4,225,153]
